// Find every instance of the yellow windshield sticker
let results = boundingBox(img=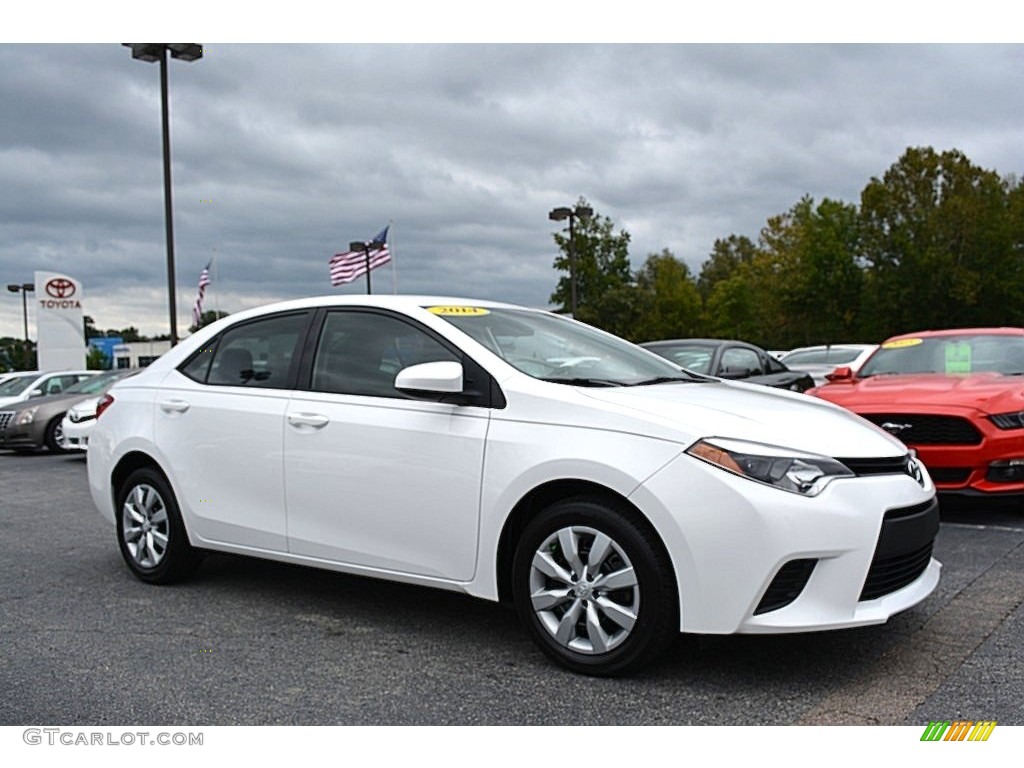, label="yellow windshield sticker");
[427,306,490,316]
[944,342,972,373]
[881,338,923,349]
